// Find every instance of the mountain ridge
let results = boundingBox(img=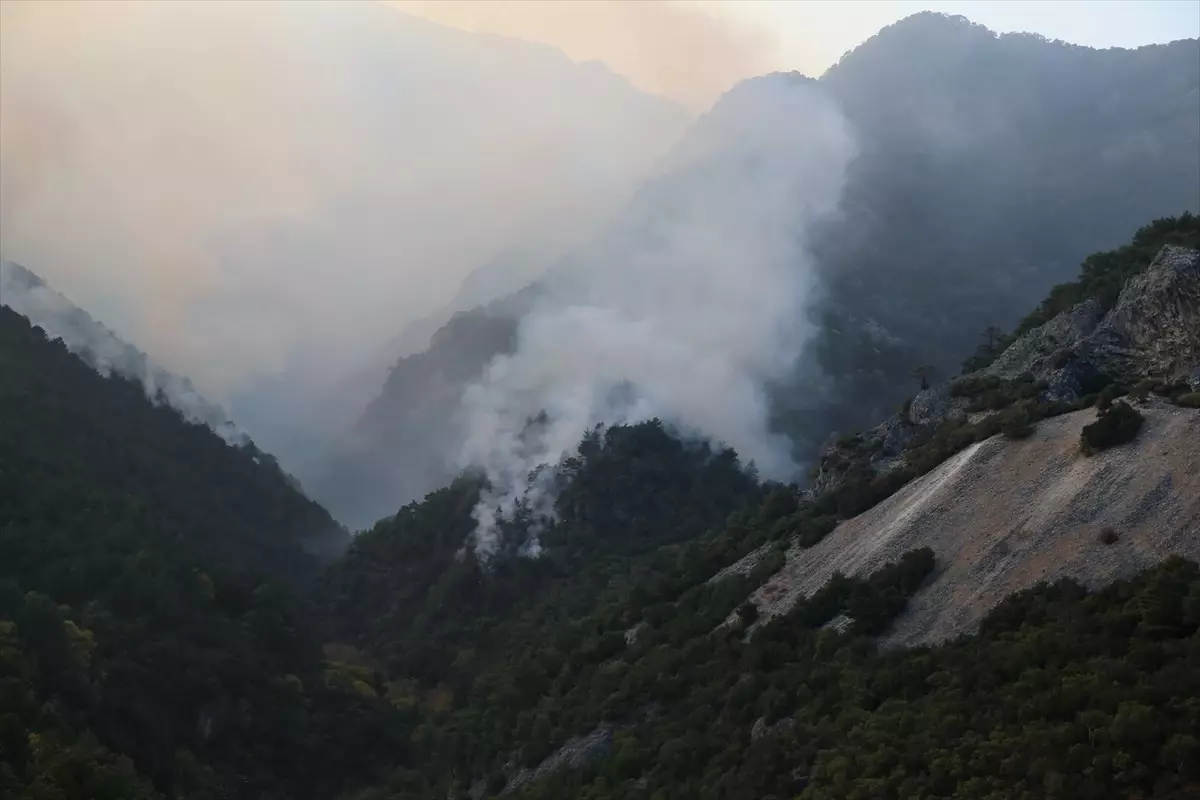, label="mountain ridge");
[311,223,1200,798]
[316,12,1200,527]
